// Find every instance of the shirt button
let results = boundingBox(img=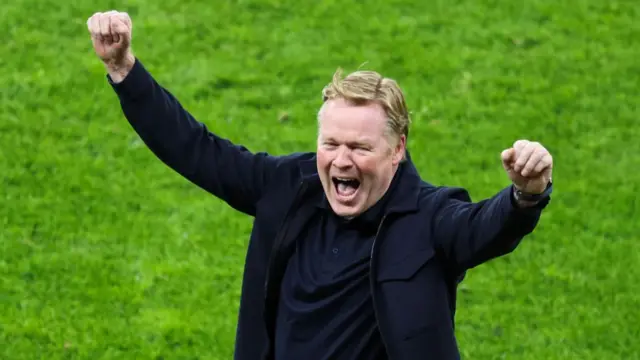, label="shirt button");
[332,248,339,254]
